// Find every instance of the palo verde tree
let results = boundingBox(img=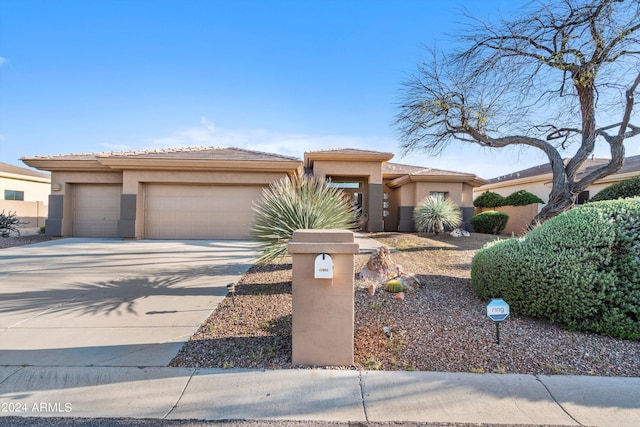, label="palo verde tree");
[396,0,640,223]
